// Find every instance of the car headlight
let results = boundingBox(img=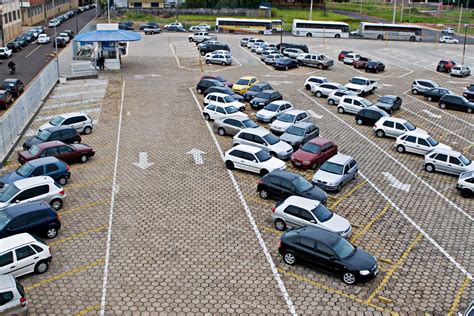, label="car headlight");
[360,270,370,276]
